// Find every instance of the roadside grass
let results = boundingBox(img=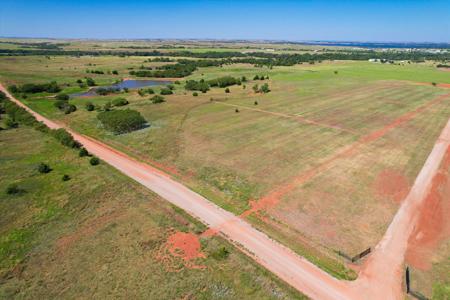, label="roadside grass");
[0,126,306,299]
